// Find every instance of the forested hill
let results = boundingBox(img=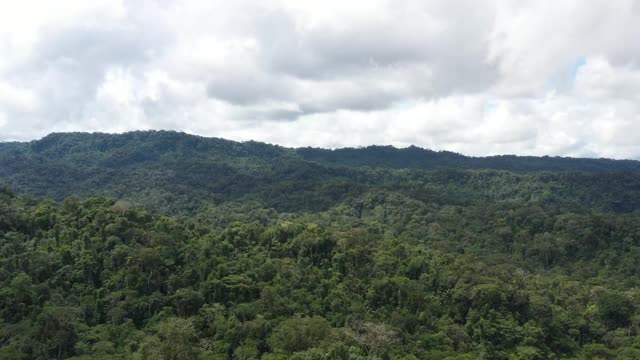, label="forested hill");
[3,130,640,173]
[2,173,640,359]
[2,131,640,215]
[3,132,640,359]
[298,146,640,173]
